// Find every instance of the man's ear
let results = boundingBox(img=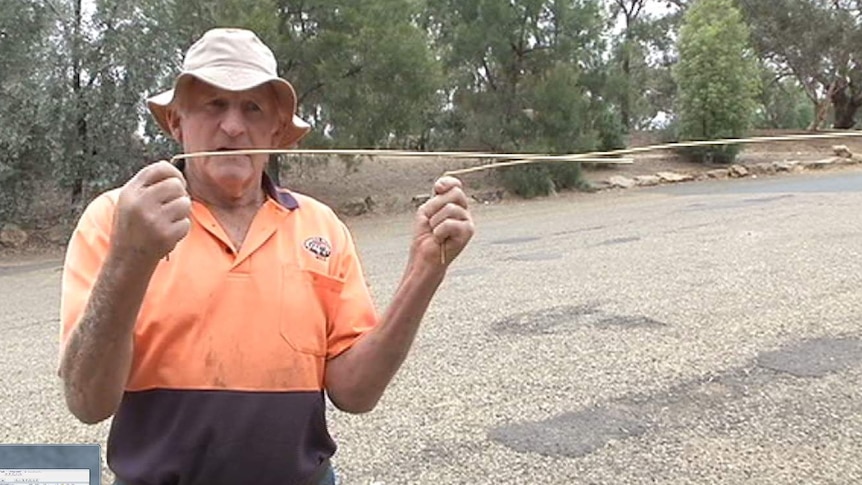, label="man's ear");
[165,106,183,143]
[273,115,288,146]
